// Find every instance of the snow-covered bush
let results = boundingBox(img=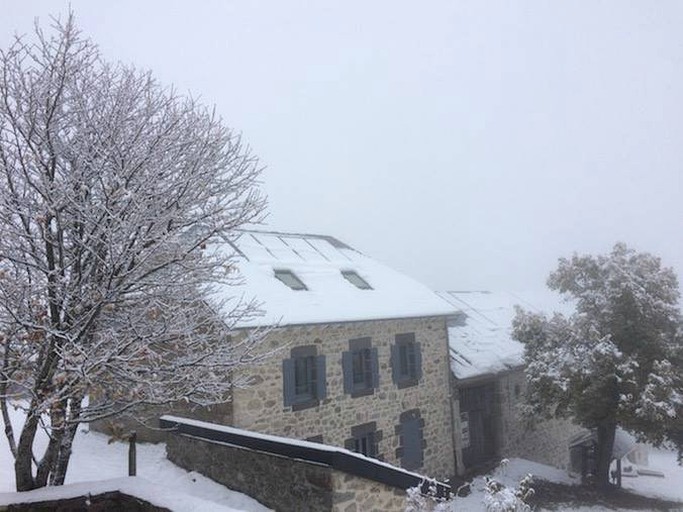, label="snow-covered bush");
[404,479,458,512]
[404,472,533,512]
[482,474,534,512]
